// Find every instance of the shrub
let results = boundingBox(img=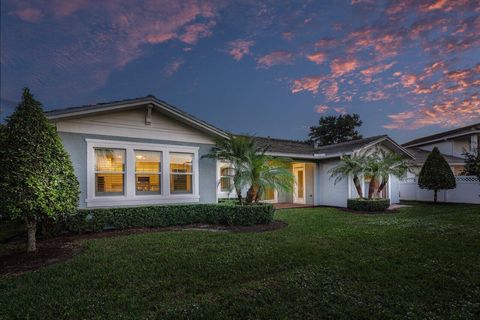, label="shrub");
[66,203,275,234]
[347,198,390,212]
